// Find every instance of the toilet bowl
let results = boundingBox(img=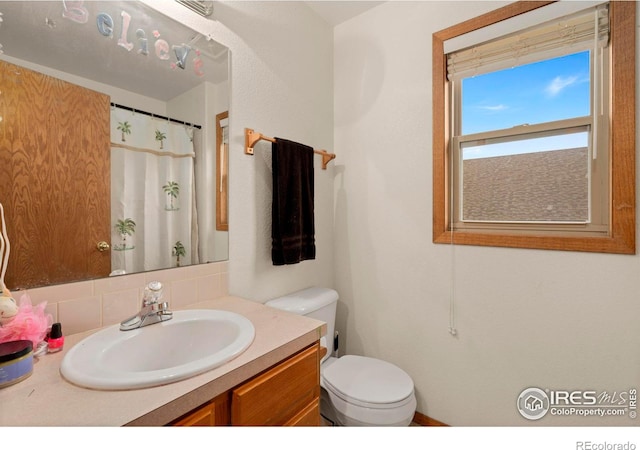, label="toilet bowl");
[266,287,417,426]
[320,355,417,426]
